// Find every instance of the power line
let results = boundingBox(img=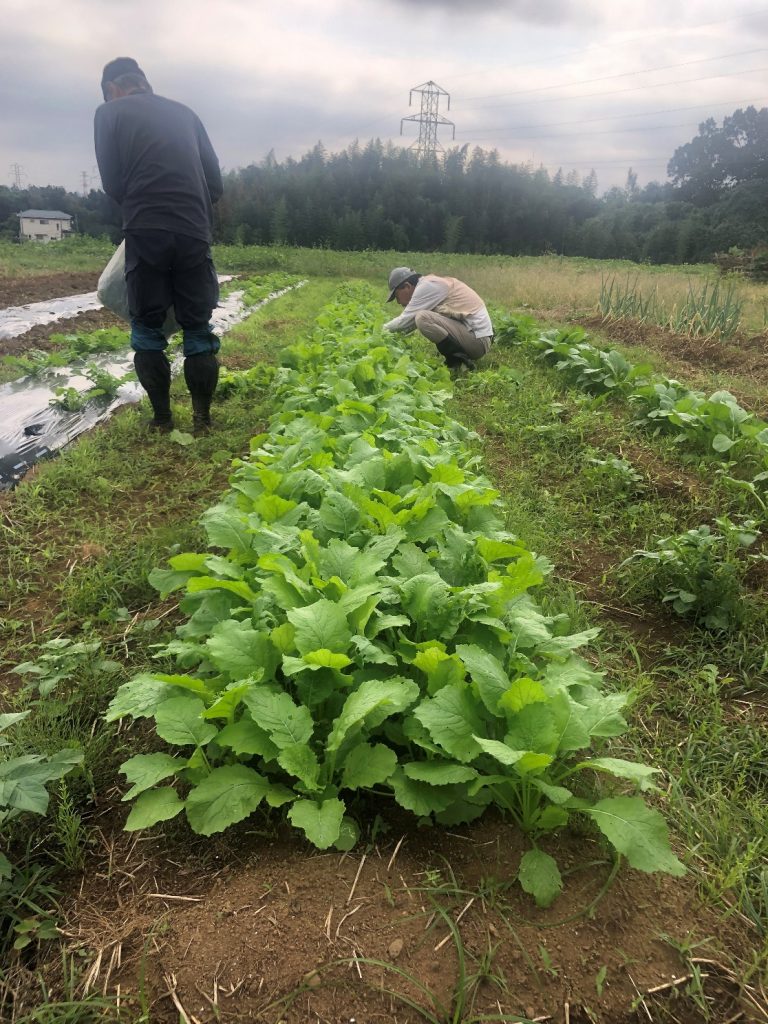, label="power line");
[471,119,708,144]
[461,65,768,112]
[460,47,767,104]
[455,95,768,138]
